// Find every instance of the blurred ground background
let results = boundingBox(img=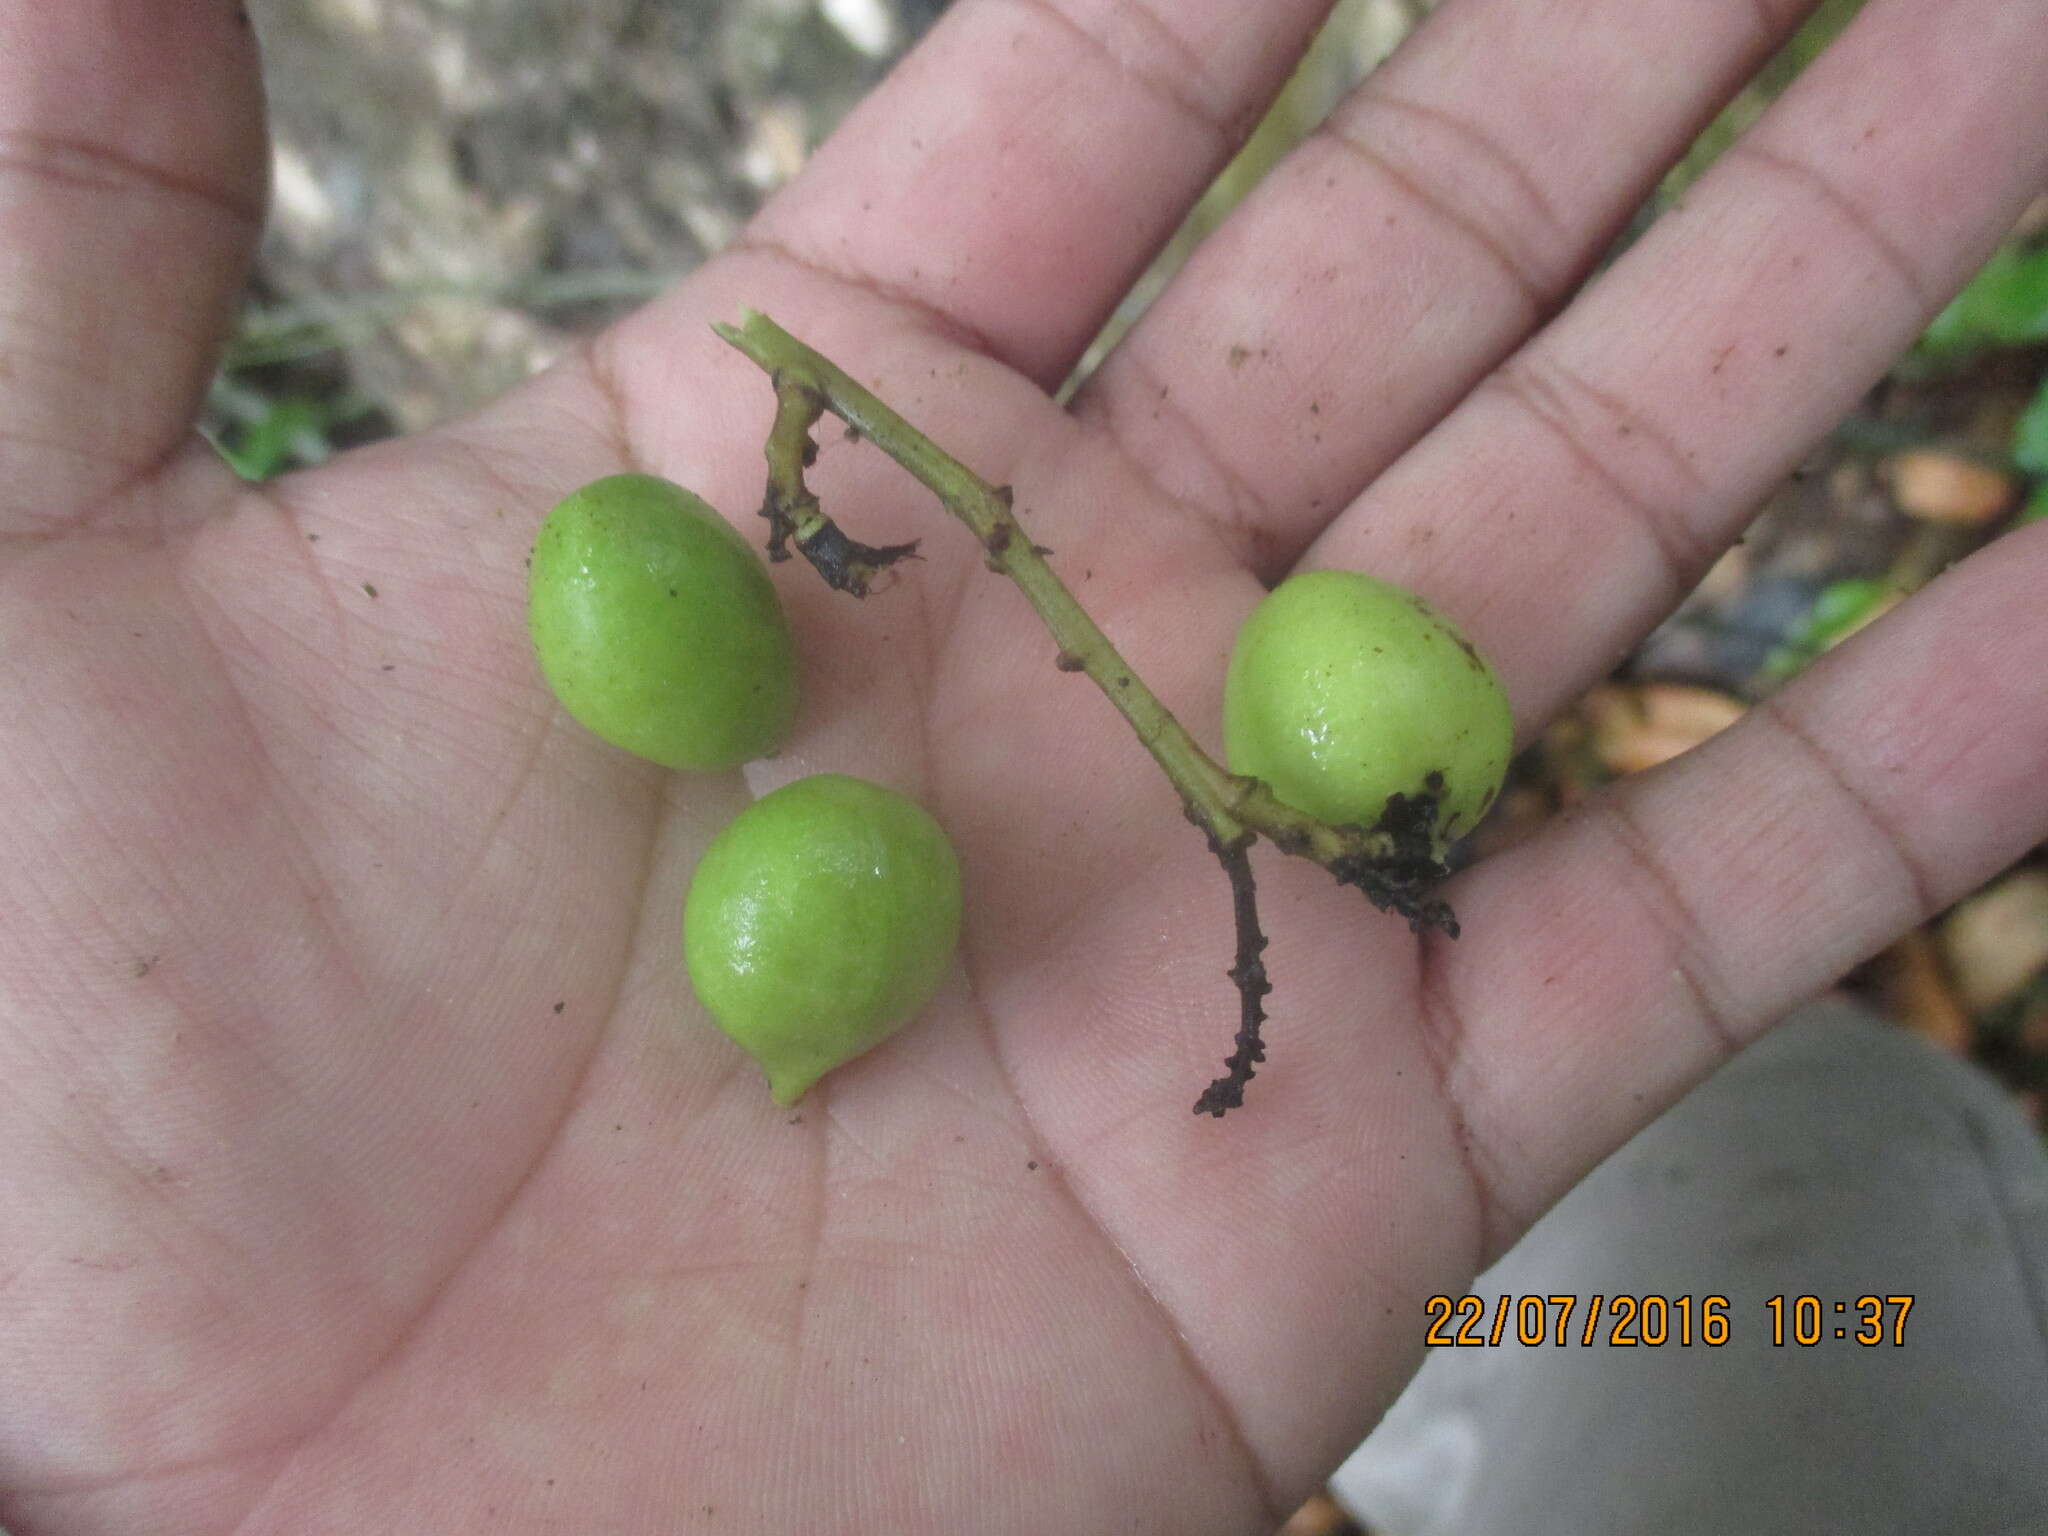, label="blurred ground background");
[224,3,2048,1529]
